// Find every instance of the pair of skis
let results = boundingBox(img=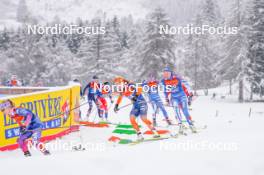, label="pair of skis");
[129,124,207,146]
